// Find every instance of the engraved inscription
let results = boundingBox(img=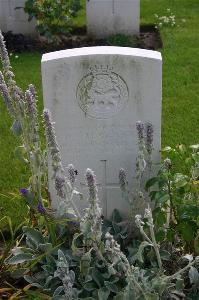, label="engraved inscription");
[76,66,129,119]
